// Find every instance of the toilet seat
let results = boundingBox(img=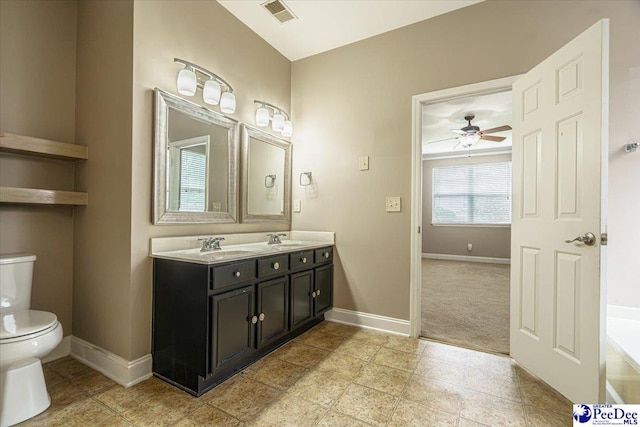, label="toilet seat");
[0,310,58,343]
